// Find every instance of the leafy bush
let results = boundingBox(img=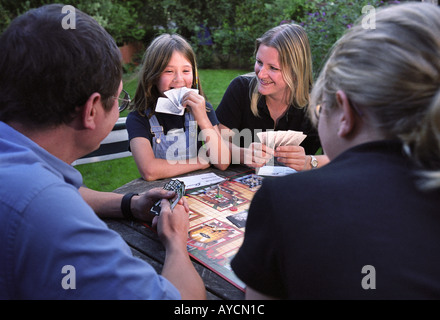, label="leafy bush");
[0,0,148,45]
[165,0,403,71]
[209,0,284,69]
[1,0,408,73]
[288,0,399,76]
[74,0,146,46]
